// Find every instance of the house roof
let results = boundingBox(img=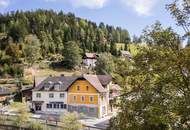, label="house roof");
[83,53,98,59]
[110,84,121,91]
[33,76,77,91]
[34,74,112,93]
[121,51,131,56]
[97,75,112,86]
[83,74,107,92]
